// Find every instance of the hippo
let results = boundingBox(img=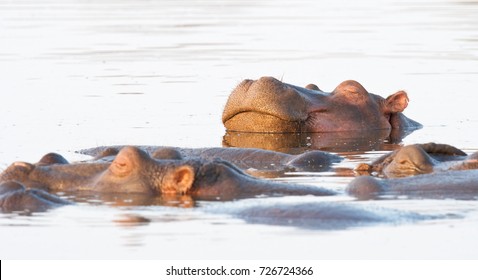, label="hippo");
[0,146,337,201]
[78,145,342,176]
[0,148,449,230]
[346,170,478,200]
[346,143,478,200]
[0,181,70,213]
[355,143,477,178]
[223,200,434,230]
[222,76,421,133]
